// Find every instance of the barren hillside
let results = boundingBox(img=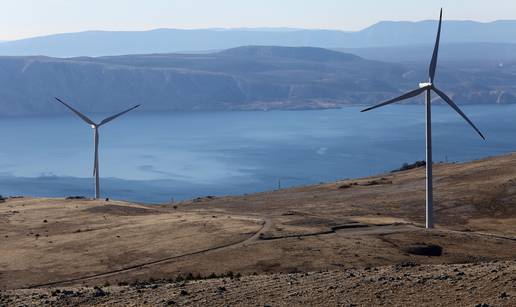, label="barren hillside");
[1,153,515,305]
